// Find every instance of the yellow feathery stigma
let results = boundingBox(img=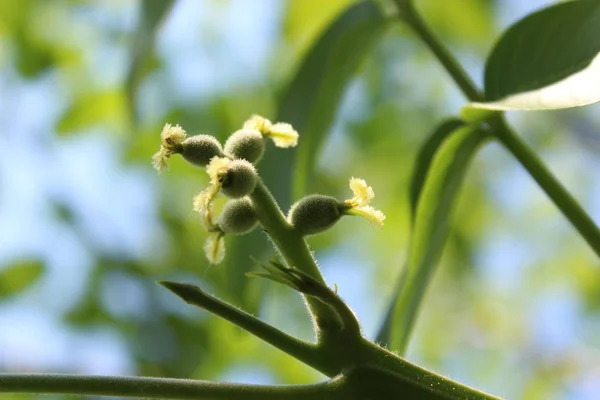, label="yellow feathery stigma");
[200,204,218,231]
[243,114,273,133]
[342,177,385,228]
[206,156,231,186]
[152,123,187,172]
[192,186,217,213]
[204,232,225,264]
[346,206,386,229]
[346,177,375,207]
[242,115,299,148]
[192,156,232,218]
[265,122,299,148]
